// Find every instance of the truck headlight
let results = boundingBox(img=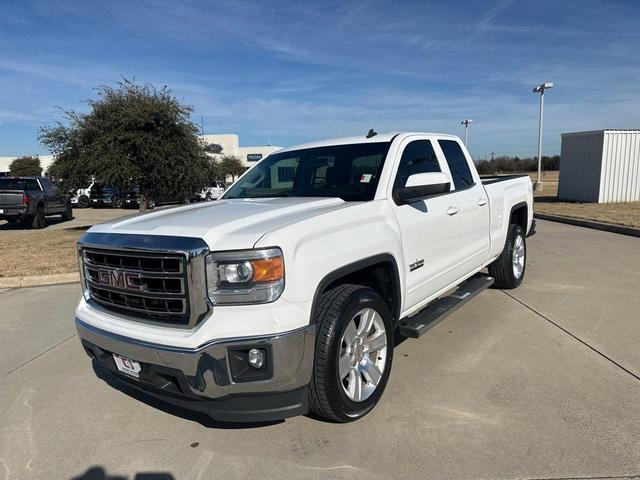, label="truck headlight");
[205,248,284,304]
